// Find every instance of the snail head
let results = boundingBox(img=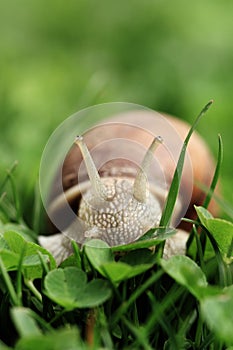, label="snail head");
[74,135,163,246]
